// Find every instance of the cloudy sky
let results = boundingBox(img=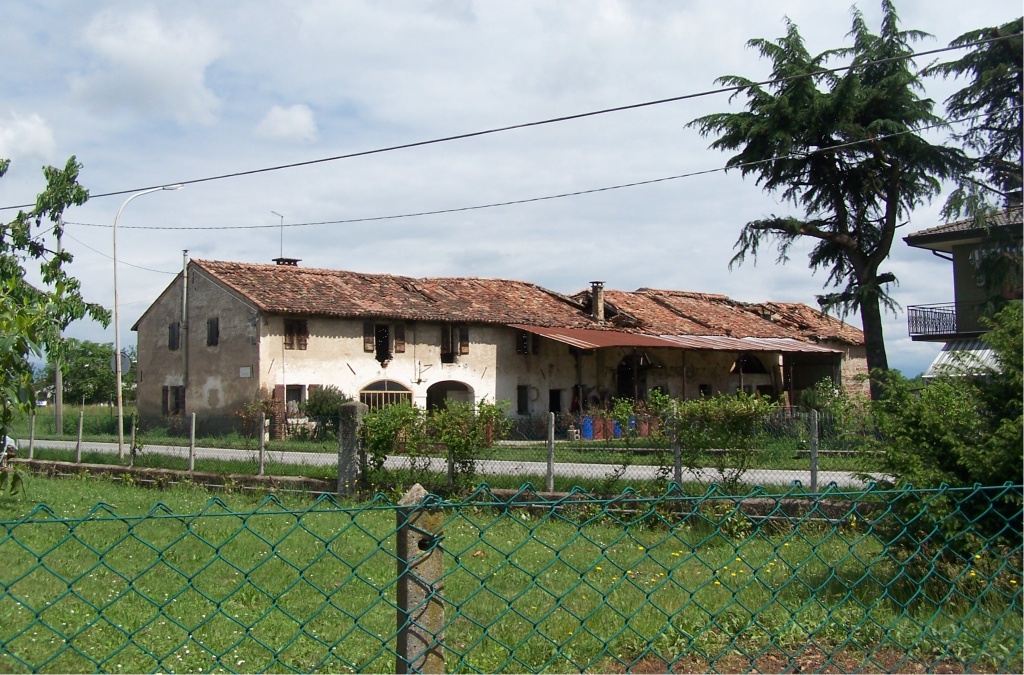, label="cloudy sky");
[1,0,1018,377]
